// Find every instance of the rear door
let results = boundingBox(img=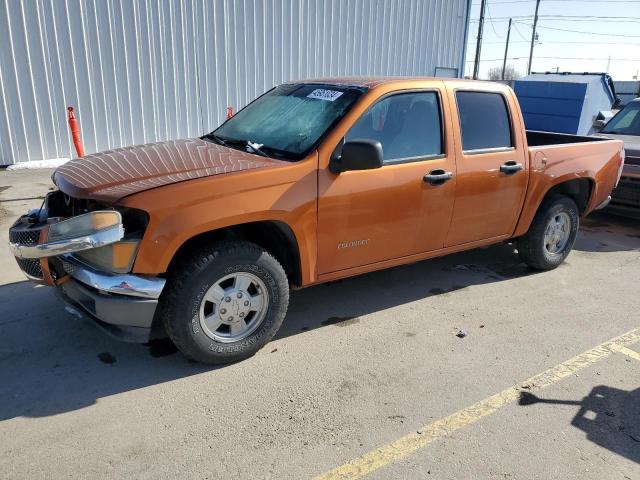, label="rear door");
[317,88,457,274]
[444,86,529,246]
